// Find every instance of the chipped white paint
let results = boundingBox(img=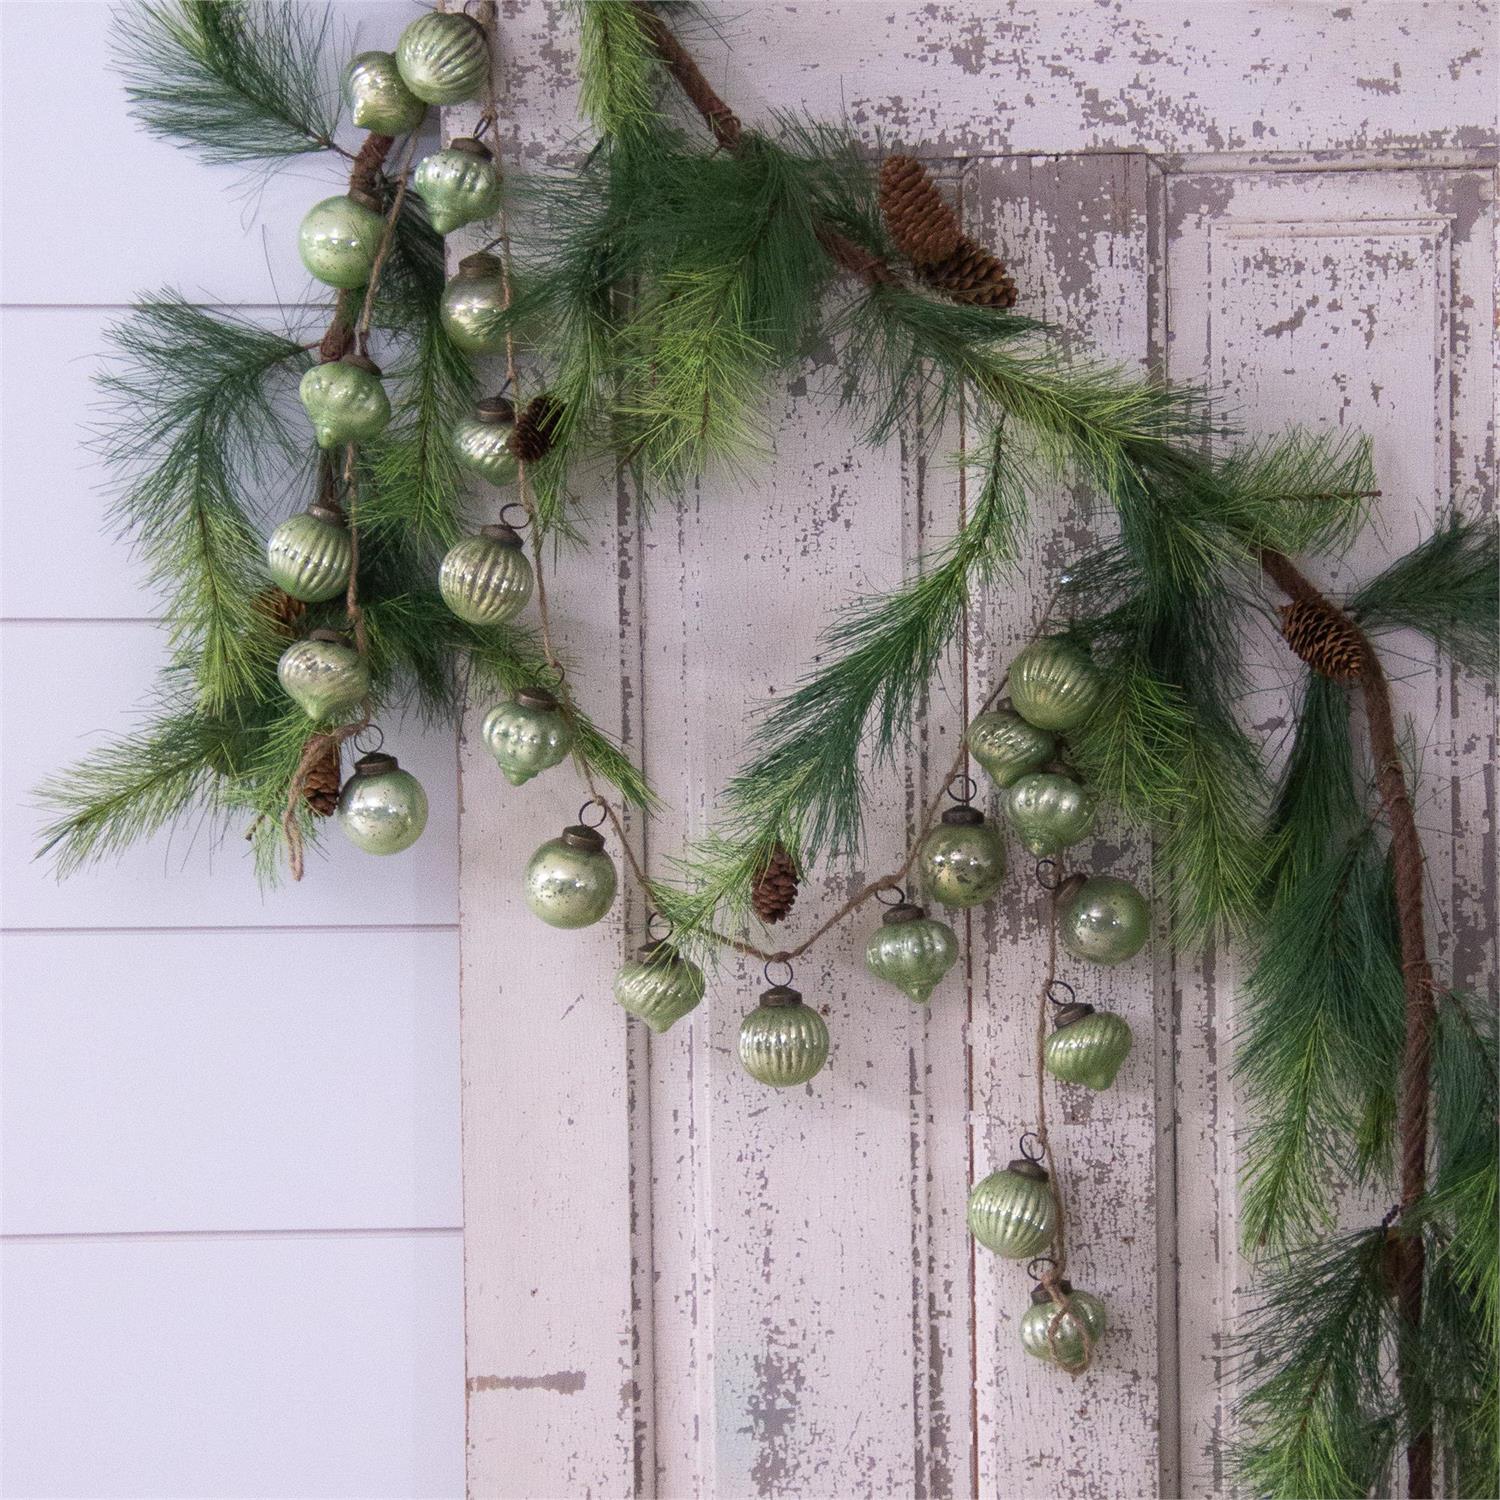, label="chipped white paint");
[459,5,1496,1496]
